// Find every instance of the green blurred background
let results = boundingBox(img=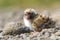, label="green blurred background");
[0,0,60,29]
[0,0,60,9]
